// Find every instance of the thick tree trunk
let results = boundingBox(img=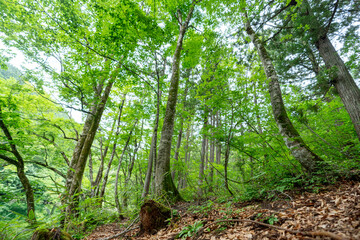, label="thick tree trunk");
[154,4,196,200]
[17,166,36,221]
[64,64,121,223]
[314,35,360,141]
[171,70,190,181]
[245,17,325,173]
[299,0,360,141]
